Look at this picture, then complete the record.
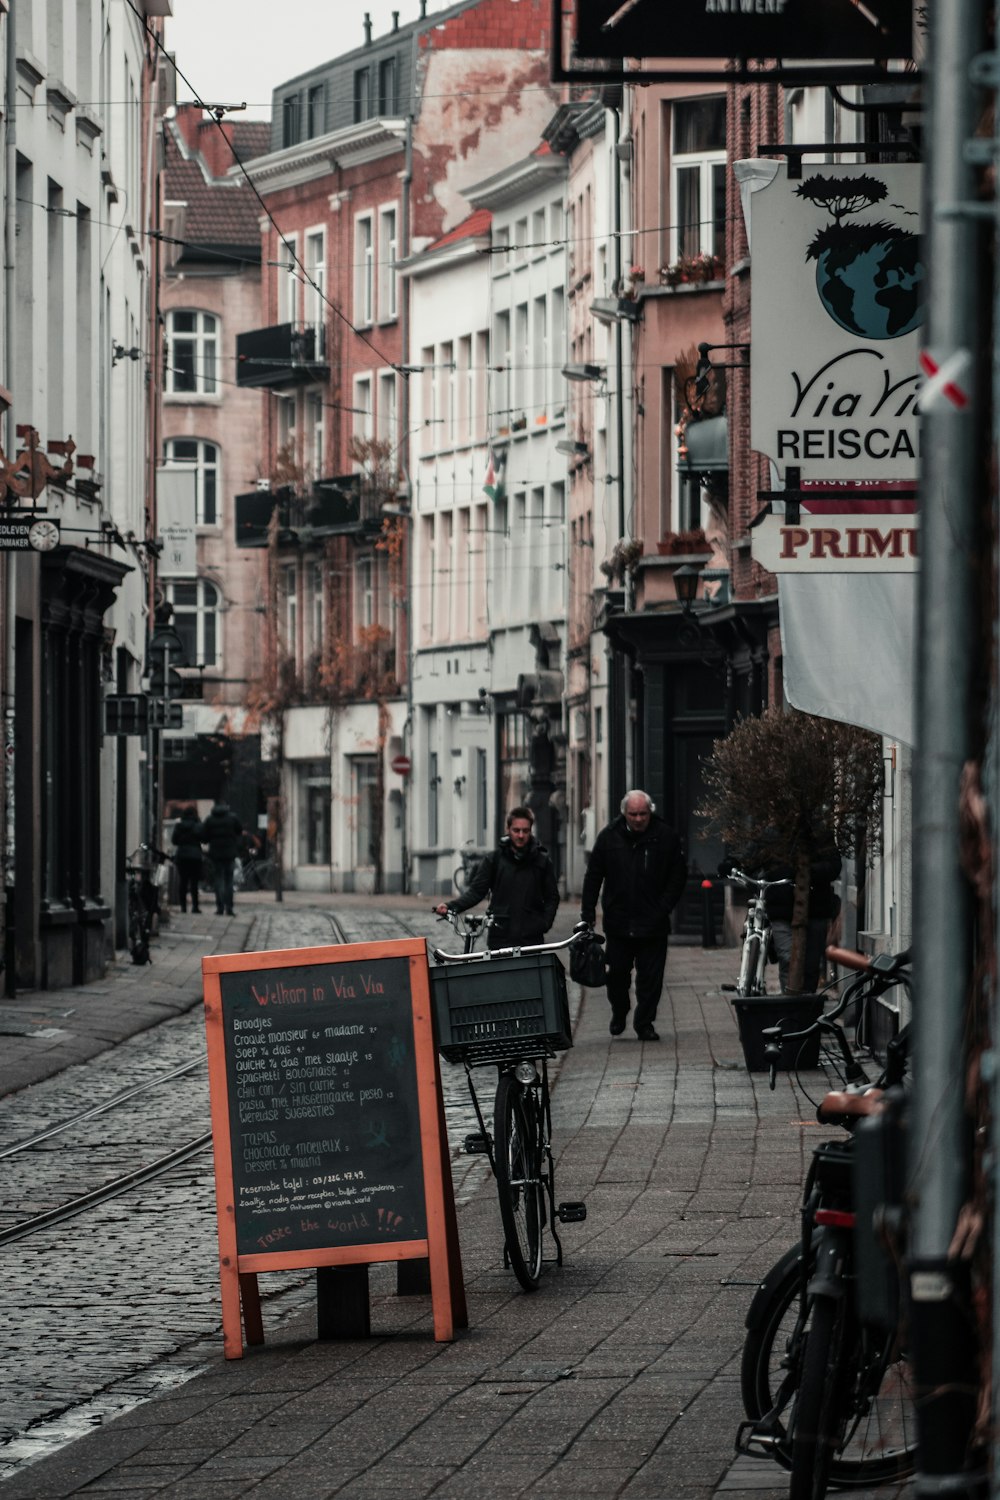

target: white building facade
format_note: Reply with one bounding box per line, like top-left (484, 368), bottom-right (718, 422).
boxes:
top-left (0, 0), bottom-right (166, 986)
top-left (406, 146), bottom-right (571, 897)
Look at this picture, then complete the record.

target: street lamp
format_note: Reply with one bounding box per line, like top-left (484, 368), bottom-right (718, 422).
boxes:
top-left (674, 563), bottom-right (704, 614)
top-left (561, 362), bottom-right (606, 383)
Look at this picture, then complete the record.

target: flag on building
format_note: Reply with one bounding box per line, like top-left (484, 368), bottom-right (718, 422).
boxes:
top-left (482, 445), bottom-right (507, 502)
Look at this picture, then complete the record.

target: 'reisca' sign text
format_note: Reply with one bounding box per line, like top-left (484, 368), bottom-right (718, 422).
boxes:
top-left (750, 164), bottom-right (923, 481)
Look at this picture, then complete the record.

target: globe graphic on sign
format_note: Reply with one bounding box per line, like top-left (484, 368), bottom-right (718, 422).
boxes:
top-left (813, 227), bottom-right (924, 340)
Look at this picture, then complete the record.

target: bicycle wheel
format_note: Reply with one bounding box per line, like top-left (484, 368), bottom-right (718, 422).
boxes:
top-left (789, 1294), bottom-right (843, 1500)
top-left (127, 885), bottom-right (150, 966)
top-left (493, 1072), bottom-right (543, 1291)
top-left (453, 863), bottom-right (468, 895)
top-left (737, 933), bottom-right (761, 996)
top-left (744, 1245), bottom-right (917, 1487)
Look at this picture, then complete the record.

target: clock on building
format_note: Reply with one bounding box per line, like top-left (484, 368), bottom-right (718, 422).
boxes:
top-left (28, 519), bottom-right (60, 552)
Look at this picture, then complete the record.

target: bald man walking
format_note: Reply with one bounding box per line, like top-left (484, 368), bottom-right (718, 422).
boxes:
top-left (581, 790), bottom-right (687, 1041)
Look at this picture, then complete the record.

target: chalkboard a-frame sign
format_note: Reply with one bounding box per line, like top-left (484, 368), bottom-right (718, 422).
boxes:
top-left (203, 938), bottom-right (466, 1357)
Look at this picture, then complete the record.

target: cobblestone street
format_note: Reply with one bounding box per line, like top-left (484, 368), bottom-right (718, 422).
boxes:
top-left (0, 896), bottom-right (911, 1498)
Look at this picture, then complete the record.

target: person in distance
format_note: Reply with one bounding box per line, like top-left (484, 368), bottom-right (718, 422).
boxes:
top-left (171, 804), bottom-right (203, 914)
top-left (580, 789), bottom-right (687, 1041)
top-left (199, 798), bottom-right (243, 916)
top-left (435, 805), bottom-right (559, 950)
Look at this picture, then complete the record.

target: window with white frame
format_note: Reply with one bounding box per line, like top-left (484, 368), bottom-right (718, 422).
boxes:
top-left (307, 83), bottom-right (324, 138)
top-left (165, 578), bottom-right (219, 667)
top-left (531, 208), bottom-right (546, 256)
top-left (378, 205), bottom-right (398, 320)
top-left (378, 55), bottom-right (397, 114)
top-left (532, 295), bottom-right (547, 413)
top-left (163, 438), bottom-right (219, 526)
top-left (671, 96), bottom-right (727, 263)
top-left (551, 288), bottom-right (565, 413)
top-left (276, 233), bottom-right (298, 325)
top-left (441, 342), bottom-right (455, 444)
top-left (355, 554), bottom-right (375, 630)
top-left (307, 391), bottom-right (324, 477)
top-left (353, 757), bottom-right (378, 865)
top-left (276, 395), bottom-right (297, 468)
top-left (493, 310), bottom-right (510, 422)
top-left (304, 229), bottom-right (325, 343)
top-left (377, 370), bottom-right (397, 447)
top-left (281, 563), bottom-right (298, 661)
top-left (309, 560), bottom-right (325, 656)
top-left (513, 303), bottom-right (528, 415)
top-left (299, 759), bottom-right (331, 864)
top-left (166, 311), bottom-right (218, 396)
top-left (353, 375), bottom-right (373, 454)
top-left (354, 215), bottom-right (374, 325)
top-left (458, 335), bottom-right (472, 439)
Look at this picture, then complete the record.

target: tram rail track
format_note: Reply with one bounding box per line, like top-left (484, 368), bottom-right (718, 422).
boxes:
top-left (0, 907), bottom-right (354, 1249)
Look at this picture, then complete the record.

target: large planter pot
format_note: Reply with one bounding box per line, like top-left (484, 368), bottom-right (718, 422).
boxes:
top-left (731, 994), bottom-right (824, 1072)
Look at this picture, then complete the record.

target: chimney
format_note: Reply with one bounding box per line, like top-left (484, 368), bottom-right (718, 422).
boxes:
top-left (419, 0), bottom-right (427, 17)
top-left (363, 11), bottom-right (372, 44)
top-left (392, 10), bottom-right (399, 29)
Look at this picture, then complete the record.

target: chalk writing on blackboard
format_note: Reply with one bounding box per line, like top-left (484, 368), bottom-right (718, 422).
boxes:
top-left (219, 955), bottom-right (427, 1255)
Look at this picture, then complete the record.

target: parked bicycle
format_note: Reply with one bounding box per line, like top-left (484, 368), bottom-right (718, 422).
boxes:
top-left (722, 868), bottom-right (792, 997)
top-left (233, 850), bottom-right (278, 892)
top-left (737, 944), bottom-right (914, 1498)
top-left (125, 844), bottom-right (170, 965)
top-left (430, 909), bottom-right (588, 1291)
top-left (201, 850), bottom-right (278, 895)
top-left (452, 841), bottom-right (485, 896)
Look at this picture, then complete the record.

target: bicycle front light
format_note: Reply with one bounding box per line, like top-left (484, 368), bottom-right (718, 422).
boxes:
top-left (514, 1061), bottom-right (538, 1085)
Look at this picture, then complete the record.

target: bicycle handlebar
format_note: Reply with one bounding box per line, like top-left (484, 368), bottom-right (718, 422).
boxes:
top-left (431, 923), bottom-right (592, 965)
top-left (727, 869), bottom-right (793, 895)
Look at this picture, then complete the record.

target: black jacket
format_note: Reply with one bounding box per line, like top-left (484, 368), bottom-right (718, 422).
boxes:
top-left (581, 813), bottom-right (687, 939)
top-left (199, 804), bottom-right (243, 862)
top-left (449, 837), bottom-right (559, 950)
top-left (171, 811), bottom-right (204, 866)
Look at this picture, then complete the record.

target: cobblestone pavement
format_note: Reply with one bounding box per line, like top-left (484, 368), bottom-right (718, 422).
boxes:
top-left (0, 896), bottom-right (910, 1499)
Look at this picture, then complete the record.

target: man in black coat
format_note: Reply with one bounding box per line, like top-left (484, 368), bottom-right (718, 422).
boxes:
top-left (199, 799), bottom-right (243, 916)
top-left (581, 790), bottom-right (688, 1041)
top-left (436, 806), bottom-right (559, 950)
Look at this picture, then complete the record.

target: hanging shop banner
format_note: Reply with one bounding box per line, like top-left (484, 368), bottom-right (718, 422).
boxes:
top-left (156, 466), bottom-right (197, 577)
top-left (752, 511), bottom-right (918, 572)
top-left (780, 573), bottom-right (916, 746)
top-left (750, 164), bottom-right (924, 481)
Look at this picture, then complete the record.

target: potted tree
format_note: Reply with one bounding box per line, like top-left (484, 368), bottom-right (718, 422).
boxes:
top-left (698, 709), bottom-right (884, 1065)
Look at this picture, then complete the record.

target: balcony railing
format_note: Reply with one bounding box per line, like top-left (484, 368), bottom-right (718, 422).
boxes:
top-left (235, 475), bottom-right (389, 548)
top-left (235, 322), bottom-right (328, 388)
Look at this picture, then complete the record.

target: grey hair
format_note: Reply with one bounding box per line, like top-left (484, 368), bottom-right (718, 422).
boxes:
top-left (620, 789), bottom-right (655, 814)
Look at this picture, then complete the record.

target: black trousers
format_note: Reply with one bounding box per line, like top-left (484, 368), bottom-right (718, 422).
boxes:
top-left (606, 933), bottom-right (669, 1031)
top-left (177, 864), bottom-right (201, 912)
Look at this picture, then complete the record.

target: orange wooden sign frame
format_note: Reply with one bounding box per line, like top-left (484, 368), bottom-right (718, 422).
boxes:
top-left (203, 937), bottom-right (466, 1358)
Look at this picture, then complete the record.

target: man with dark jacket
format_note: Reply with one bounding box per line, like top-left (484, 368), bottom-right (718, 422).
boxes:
top-left (436, 806), bottom-right (559, 950)
top-left (199, 799), bottom-right (243, 916)
top-left (171, 804), bottom-right (203, 914)
top-left (581, 790), bottom-right (688, 1041)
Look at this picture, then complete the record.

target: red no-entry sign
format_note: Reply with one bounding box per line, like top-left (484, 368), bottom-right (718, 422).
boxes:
top-left (391, 754), bottom-right (411, 776)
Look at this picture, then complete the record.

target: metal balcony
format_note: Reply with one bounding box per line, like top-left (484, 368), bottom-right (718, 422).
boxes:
top-left (235, 476), bottom-right (388, 549)
top-left (235, 322), bottom-right (328, 388)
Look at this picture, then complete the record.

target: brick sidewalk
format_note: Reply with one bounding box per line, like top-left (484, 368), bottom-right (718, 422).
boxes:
top-left (0, 909), bottom-right (907, 1499)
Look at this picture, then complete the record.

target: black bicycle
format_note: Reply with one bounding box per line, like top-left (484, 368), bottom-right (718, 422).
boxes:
top-left (431, 910), bottom-right (588, 1291)
top-left (737, 945), bottom-right (915, 1497)
top-left (125, 845), bottom-right (170, 965)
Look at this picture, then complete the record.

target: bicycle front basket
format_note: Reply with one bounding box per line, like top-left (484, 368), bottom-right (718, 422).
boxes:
top-left (431, 952), bottom-right (572, 1064)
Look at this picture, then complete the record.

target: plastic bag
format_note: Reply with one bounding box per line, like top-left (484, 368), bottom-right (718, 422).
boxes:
top-left (569, 930), bottom-right (607, 988)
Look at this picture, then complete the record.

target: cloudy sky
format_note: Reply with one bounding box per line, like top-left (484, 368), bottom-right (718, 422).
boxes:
top-left (164, 0), bottom-right (454, 120)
